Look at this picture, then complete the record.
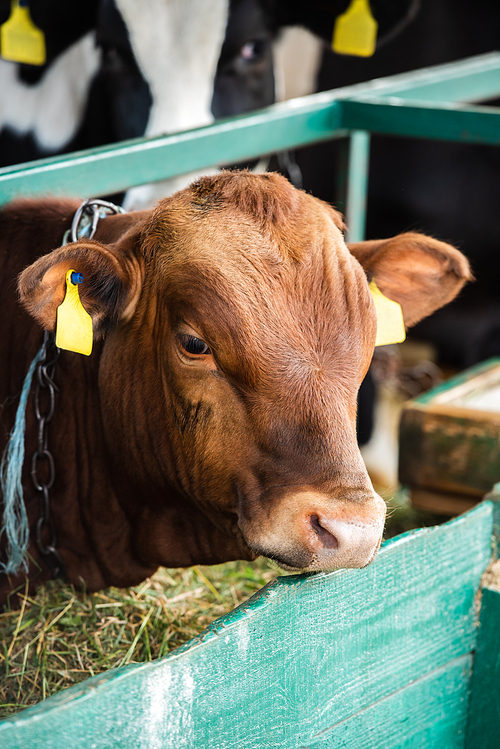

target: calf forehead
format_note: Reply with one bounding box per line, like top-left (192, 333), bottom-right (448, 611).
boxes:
top-left (143, 173), bottom-right (375, 381)
top-left (147, 172), bottom-right (347, 268)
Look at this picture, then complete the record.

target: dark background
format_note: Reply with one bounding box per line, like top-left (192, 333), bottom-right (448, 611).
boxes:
top-left (296, 0), bottom-right (500, 369)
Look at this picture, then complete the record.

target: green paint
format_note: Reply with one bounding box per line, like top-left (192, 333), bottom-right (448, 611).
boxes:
top-left (399, 410), bottom-right (500, 495)
top-left (345, 130), bottom-right (370, 242)
top-left (351, 51), bottom-right (500, 104)
top-left (0, 502), bottom-right (494, 748)
top-left (465, 588), bottom-right (500, 749)
top-left (0, 102), bottom-right (347, 205)
top-left (399, 359), bottom-right (500, 495)
top-left (308, 656), bottom-right (472, 748)
top-left (340, 98), bottom-right (500, 146)
top-left (492, 484), bottom-right (500, 557)
top-left (482, 482), bottom-right (500, 561)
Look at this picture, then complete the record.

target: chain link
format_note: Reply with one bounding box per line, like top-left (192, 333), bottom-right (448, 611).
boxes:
top-left (31, 333), bottom-right (64, 576)
top-left (62, 198), bottom-right (125, 246)
top-left (28, 199), bottom-right (124, 579)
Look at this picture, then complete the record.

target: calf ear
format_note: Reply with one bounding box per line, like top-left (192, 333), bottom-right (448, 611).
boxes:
top-left (18, 237), bottom-right (143, 338)
top-left (348, 232), bottom-right (473, 327)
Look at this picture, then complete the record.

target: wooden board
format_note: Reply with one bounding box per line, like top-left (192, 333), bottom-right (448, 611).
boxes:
top-left (399, 358), bottom-right (500, 500)
top-left (0, 500), bottom-right (495, 749)
top-left (308, 656), bottom-right (471, 749)
top-left (465, 587), bottom-right (500, 749)
top-left (410, 488), bottom-right (479, 516)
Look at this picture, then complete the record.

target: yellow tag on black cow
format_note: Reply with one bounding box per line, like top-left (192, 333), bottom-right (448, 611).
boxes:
top-left (0, 0), bottom-right (46, 66)
top-left (56, 270), bottom-right (93, 356)
top-left (332, 0), bottom-right (377, 57)
top-left (369, 280), bottom-right (406, 347)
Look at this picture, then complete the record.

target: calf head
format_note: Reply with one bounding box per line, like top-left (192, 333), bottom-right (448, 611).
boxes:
top-left (18, 172), bottom-right (471, 573)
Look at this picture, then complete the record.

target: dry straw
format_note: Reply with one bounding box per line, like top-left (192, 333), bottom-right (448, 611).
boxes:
top-left (0, 559), bottom-right (277, 718)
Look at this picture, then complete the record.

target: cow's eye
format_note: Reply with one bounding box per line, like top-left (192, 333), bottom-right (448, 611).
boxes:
top-left (177, 334), bottom-right (212, 357)
top-left (240, 39), bottom-right (265, 62)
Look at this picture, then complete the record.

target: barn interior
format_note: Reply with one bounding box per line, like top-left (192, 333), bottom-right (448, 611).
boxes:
top-left (1, 0), bottom-right (499, 740)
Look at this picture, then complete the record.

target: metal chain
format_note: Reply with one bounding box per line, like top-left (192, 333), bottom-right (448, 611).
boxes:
top-left (31, 331), bottom-right (64, 577)
top-left (29, 198), bottom-right (124, 578)
top-left (62, 198), bottom-right (125, 246)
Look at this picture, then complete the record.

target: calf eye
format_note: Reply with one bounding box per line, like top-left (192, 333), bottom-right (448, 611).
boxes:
top-left (177, 334), bottom-right (212, 357)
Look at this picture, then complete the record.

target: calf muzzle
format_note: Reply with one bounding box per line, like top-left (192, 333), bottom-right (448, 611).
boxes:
top-left (304, 509), bottom-right (384, 570)
top-left (240, 488), bottom-right (386, 572)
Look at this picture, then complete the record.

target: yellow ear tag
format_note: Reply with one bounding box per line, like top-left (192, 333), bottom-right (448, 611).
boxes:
top-left (332, 0), bottom-right (378, 57)
top-left (0, 0), bottom-right (46, 66)
top-left (369, 280), bottom-right (406, 347)
top-left (55, 270), bottom-right (93, 356)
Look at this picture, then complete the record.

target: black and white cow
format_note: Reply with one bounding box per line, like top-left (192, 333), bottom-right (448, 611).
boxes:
top-left (1, 0), bottom-right (419, 209)
top-left (0, 0), bottom-right (234, 207)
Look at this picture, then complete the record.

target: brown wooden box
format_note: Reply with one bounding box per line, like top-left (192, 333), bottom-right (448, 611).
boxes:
top-left (398, 358), bottom-right (500, 514)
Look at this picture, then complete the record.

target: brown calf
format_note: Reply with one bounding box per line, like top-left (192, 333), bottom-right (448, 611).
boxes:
top-left (0, 172), bottom-right (471, 601)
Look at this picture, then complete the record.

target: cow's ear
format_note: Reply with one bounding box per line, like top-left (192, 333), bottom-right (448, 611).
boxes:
top-left (347, 232), bottom-right (473, 327)
top-left (268, 0), bottom-right (419, 48)
top-left (18, 238), bottom-right (143, 338)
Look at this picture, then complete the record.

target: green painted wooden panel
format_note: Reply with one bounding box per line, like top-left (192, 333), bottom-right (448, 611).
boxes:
top-left (307, 655), bottom-right (471, 749)
top-left (493, 484), bottom-right (500, 557)
top-left (0, 501), bottom-right (494, 749)
top-left (340, 98), bottom-right (500, 146)
top-left (465, 587), bottom-right (500, 749)
top-left (1, 52), bottom-right (500, 206)
top-left (399, 359), bottom-right (500, 496)
top-left (408, 359), bottom-right (500, 407)
top-left (399, 409), bottom-right (500, 496)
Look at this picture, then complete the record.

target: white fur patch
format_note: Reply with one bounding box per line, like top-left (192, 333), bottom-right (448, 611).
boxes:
top-left (273, 26), bottom-right (323, 103)
top-left (117, 0), bottom-right (229, 209)
top-left (117, 0), bottom-right (228, 135)
top-left (0, 32), bottom-right (101, 152)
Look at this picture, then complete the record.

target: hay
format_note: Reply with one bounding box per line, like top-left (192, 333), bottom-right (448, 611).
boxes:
top-left (0, 558), bottom-right (277, 719)
top-left (0, 502), bottom-right (443, 720)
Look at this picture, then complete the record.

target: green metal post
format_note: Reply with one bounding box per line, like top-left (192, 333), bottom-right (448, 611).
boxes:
top-left (345, 130), bottom-right (370, 243)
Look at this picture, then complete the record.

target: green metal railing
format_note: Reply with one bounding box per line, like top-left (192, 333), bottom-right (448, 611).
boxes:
top-left (1, 51), bottom-right (499, 243)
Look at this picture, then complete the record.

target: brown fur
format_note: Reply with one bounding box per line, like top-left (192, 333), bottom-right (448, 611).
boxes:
top-left (0, 173), bottom-right (471, 603)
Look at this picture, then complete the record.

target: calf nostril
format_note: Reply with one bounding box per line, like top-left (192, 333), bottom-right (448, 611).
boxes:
top-left (310, 514), bottom-right (338, 550)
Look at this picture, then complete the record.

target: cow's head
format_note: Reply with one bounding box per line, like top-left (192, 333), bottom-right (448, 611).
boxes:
top-left (19, 172), bottom-right (471, 572)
